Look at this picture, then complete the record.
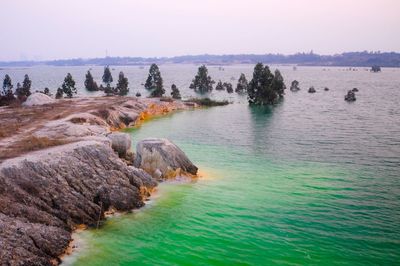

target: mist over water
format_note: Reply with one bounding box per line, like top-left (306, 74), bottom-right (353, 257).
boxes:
top-left (20, 65), bottom-right (399, 265)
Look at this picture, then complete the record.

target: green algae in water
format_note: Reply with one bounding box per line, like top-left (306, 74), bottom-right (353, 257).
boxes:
top-left (69, 102), bottom-right (400, 266)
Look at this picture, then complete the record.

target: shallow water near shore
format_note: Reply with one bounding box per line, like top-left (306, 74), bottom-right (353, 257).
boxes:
top-left (54, 66), bottom-right (400, 265)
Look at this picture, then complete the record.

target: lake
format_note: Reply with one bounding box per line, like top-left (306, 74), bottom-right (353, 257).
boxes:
top-left (3, 65), bottom-right (399, 265)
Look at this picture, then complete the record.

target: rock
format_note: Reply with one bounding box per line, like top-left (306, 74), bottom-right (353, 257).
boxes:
top-left (107, 132), bottom-right (132, 157)
top-left (134, 138), bottom-right (198, 180)
top-left (0, 140), bottom-right (157, 265)
top-left (23, 92), bottom-right (55, 106)
top-left (352, 88), bottom-right (359, 92)
top-left (324, 87), bottom-right (329, 91)
top-left (345, 90), bottom-right (356, 102)
top-left (308, 86), bottom-right (316, 93)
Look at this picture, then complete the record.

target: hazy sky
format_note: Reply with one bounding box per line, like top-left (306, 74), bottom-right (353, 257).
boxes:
top-left (1, 0), bottom-right (399, 61)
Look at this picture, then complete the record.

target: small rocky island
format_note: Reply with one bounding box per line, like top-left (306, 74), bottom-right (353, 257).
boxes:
top-left (0, 96), bottom-right (199, 265)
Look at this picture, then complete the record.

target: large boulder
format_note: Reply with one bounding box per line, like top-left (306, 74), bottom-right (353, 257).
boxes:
top-left (107, 132), bottom-right (132, 157)
top-left (134, 138), bottom-right (198, 180)
top-left (22, 92), bottom-right (55, 106)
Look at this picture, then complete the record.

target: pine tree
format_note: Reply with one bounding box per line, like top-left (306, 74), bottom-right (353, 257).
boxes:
top-left (116, 71), bottom-right (129, 96)
top-left (102, 66), bottom-right (113, 86)
top-left (16, 74), bottom-right (32, 100)
top-left (55, 87), bottom-right (63, 99)
top-left (2, 74), bottom-right (13, 96)
top-left (235, 73), bottom-right (248, 93)
top-left (61, 73), bottom-right (77, 98)
top-left (170, 84), bottom-right (181, 99)
top-left (248, 63), bottom-right (285, 105)
top-left (189, 65), bottom-right (215, 93)
top-left (290, 80), bottom-right (300, 91)
top-left (85, 71), bottom-right (99, 91)
top-left (215, 80), bottom-right (224, 91)
top-left (145, 64), bottom-right (164, 97)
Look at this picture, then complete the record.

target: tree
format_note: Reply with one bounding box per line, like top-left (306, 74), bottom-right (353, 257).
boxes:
top-left (0, 74), bottom-right (15, 105)
top-left (247, 63), bottom-right (286, 105)
top-left (85, 71), bottom-right (99, 91)
top-left (61, 73), bottom-right (77, 98)
top-left (235, 73), bottom-right (248, 93)
top-left (55, 87), bottom-right (63, 99)
top-left (171, 84), bottom-right (181, 99)
top-left (145, 64), bottom-right (164, 97)
top-left (16, 74), bottom-right (32, 100)
top-left (115, 71), bottom-right (129, 96)
top-left (102, 66), bottom-right (113, 85)
top-left (145, 64), bottom-right (163, 90)
top-left (189, 65), bottom-right (215, 93)
top-left (215, 80), bottom-right (224, 91)
top-left (224, 82), bottom-right (233, 93)
top-left (290, 80), bottom-right (300, 91)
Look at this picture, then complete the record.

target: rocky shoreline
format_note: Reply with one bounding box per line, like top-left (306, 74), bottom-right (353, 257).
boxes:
top-left (0, 96), bottom-right (199, 265)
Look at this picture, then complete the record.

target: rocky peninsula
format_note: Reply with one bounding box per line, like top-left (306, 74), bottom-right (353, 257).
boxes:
top-left (0, 96), bottom-right (199, 265)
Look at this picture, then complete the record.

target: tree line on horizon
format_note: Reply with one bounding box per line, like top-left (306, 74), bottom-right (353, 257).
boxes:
top-left (0, 63), bottom-right (287, 106)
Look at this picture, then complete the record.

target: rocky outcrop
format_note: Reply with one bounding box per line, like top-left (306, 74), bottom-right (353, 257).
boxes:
top-left (0, 141), bottom-right (157, 265)
top-left (308, 86), bottom-right (316, 93)
top-left (23, 93), bottom-right (55, 106)
top-left (0, 97), bottom-right (198, 265)
top-left (134, 138), bottom-right (198, 180)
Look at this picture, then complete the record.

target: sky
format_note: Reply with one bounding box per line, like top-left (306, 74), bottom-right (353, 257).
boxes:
top-left (1, 0), bottom-right (399, 61)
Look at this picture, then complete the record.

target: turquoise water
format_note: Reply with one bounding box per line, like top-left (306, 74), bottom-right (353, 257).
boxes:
top-left (59, 66), bottom-right (400, 265)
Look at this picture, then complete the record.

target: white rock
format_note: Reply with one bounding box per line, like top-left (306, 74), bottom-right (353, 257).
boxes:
top-left (23, 93), bottom-right (55, 106)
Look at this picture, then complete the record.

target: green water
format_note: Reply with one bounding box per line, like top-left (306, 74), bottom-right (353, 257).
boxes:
top-left (67, 99), bottom-right (400, 265)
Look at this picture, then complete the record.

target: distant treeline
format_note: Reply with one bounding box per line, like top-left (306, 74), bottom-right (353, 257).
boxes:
top-left (1, 51), bottom-right (400, 67)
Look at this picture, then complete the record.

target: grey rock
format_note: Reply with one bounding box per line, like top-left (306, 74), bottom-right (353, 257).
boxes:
top-left (308, 86), bottom-right (316, 93)
top-left (134, 138), bottom-right (198, 180)
top-left (0, 141), bottom-right (157, 265)
top-left (345, 90), bottom-right (356, 102)
top-left (107, 132), bottom-right (132, 157)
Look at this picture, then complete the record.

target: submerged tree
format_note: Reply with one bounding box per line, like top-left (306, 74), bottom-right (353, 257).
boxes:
top-left (170, 84), bottom-right (181, 99)
top-left (290, 80), bottom-right (300, 91)
top-left (145, 64), bottom-right (164, 97)
top-left (102, 66), bottom-right (113, 86)
top-left (16, 74), bottom-right (32, 100)
top-left (224, 82), bottom-right (233, 93)
top-left (215, 80), bottom-right (224, 91)
top-left (247, 63), bottom-right (286, 105)
top-left (145, 64), bottom-right (164, 93)
top-left (85, 71), bottom-right (99, 91)
top-left (61, 73), bottom-right (77, 98)
top-left (115, 71), bottom-right (129, 96)
top-left (189, 65), bottom-right (215, 93)
top-left (235, 73), bottom-right (248, 93)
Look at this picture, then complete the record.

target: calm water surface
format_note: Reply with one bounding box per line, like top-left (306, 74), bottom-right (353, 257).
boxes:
top-left (10, 65), bottom-right (398, 265)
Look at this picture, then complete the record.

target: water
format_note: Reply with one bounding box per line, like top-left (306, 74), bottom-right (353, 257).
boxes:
top-left (6, 65), bottom-right (399, 265)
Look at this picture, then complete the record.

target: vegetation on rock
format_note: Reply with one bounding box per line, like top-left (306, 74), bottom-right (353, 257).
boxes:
top-left (115, 71), bottom-right (129, 96)
top-left (61, 73), bottom-right (77, 98)
top-left (170, 84), bottom-right (181, 99)
top-left (145, 64), bottom-right (164, 97)
top-left (0, 75), bottom-right (15, 106)
top-left (290, 80), bottom-right (300, 92)
top-left (215, 81), bottom-right (224, 91)
top-left (102, 66), bottom-right (113, 86)
top-left (85, 70), bottom-right (99, 91)
top-left (224, 82), bottom-right (233, 93)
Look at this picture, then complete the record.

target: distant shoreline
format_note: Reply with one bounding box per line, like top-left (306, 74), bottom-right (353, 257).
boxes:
top-left (1, 51), bottom-right (399, 68)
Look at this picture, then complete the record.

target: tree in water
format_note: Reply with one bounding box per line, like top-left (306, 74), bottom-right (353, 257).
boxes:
top-left (290, 80), bottom-right (300, 91)
top-left (0, 74), bottom-right (15, 105)
top-left (189, 65), bottom-right (215, 93)
top-left (115, 71), bottom-right (129, 96)
top-left (215, 81), bottom-right (224, 91)
top-left (61, 73), bottom-right (77, 98)
top-left (102, 66), bottom-right (113, 86)
top-left (247, 63), bottom-right (286, 105)
top-left (224, 82), bottom-right (233, 93)
top-left (85, 71), bottom-right (99, 91)
top-left (145, 64), bottom-right (164, 94)
top-left (145, 64), bottom-right (164, 97)
top-left (235, 73), bottom-right (248, 93)
top-left (16, 74), bottom-right (32, 101)
top-left (170, 84), bottom-right (181, 99)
